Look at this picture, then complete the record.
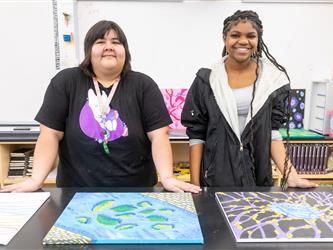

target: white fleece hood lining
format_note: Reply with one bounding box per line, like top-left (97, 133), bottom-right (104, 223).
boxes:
top-left (209, 56), bottom-right (289, 141)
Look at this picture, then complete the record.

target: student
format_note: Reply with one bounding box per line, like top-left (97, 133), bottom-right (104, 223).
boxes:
top-left (2, 20), bottom-right (200, 193)
top-left (181, 10), bottom-right (317, 188)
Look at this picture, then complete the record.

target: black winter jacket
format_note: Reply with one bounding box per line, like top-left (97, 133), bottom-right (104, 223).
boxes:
top-left (181, 59), bottom-right (290, 187)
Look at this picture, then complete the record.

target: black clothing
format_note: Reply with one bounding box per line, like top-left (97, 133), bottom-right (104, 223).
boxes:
top-left (181, 61), bottom-right (289, 187)
top-left (36, 67), bottom-right (172, 187)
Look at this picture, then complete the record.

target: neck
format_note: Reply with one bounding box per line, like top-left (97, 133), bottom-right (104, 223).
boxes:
top-left (94, 69), bottom-right (121, 88)
top-left (225, 58), bottom-right (254, 73)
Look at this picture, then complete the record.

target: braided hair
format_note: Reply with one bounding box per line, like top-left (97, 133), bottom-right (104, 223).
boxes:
top-left (222, 10), bottom-right (291, 189)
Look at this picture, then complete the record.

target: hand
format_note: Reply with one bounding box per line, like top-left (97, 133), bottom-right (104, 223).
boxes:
top-left (287, 175), bottom-right (318, 189)
top-left (160, 176), bottom-right (201, 193)
top-left (0, 178), bottom-right (42, 192)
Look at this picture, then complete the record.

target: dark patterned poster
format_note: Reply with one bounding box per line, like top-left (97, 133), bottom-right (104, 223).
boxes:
top-left (215, 192), bottom-right (333, 242)
top-left (284, 89), bottom-right (306, 129)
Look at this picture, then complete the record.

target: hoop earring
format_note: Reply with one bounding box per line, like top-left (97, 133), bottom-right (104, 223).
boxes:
top-left (252, 51), bottom-right (260, 58)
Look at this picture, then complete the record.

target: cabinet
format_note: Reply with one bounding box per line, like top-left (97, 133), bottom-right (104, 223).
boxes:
top-left (0, 139), bottom-right (57, 188)
top-left (309, 80), bottom-right (333, 135)
top-left (1, 137), bottom-right (332, 188)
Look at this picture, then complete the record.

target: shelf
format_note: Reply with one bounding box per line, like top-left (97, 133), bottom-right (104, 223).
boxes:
top-left (4, 167), bottom-right (57, 186)
top-left (170, 140), bottom-right (189, 144)
top-left (298, 172), bottom-right (333, 179)
top-left (1, 134), bottom-right (332, 188)
top-left (285, 140), bottom-right (333, 143)
top-left (4, 177), bottom-right (56, 185)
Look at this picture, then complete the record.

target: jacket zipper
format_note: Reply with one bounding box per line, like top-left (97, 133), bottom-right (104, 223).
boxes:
top-left (239, 142), bottom-right (245, 186)
top-left (204, 140), bottom-right (218, 179)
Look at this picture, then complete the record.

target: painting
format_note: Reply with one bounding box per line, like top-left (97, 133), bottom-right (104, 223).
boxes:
top-left (160, 88), bottom-right (188, 130)
top-left (283, 89), bottom-right (306, 129)
top-left (215, 191), bottom-right (333, 242)
top-left (0, 192), bottom-right (50, 245)
top-left (43, 192), bottom-right (203, 244)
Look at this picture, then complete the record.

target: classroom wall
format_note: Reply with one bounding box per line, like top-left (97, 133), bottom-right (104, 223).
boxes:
top-left (1, 0), bottom-right (333, 129)
top-left (77, 1), bottom-right (333, 128)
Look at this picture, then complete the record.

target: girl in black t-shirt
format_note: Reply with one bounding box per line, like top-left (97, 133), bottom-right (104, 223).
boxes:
top-left (2, 21), bottom-right (201, 193)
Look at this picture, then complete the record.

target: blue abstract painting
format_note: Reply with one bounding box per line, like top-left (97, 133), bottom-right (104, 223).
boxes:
top-left (43, 192), bottom-right (203, 244)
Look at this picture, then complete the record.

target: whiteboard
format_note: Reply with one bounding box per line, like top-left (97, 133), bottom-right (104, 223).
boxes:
top-left (0, 1), bottom-right (56, 122)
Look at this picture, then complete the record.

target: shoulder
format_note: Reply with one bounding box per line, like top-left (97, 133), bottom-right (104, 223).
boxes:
top-left (260, 58), bottom-right (289, 85)
top-left (124, 70), bottom-right (158, 89)
top-left (125, 70), bottom-right (155, 82)
top-left (49, 67), bottom-right (87, 90)
top-left (191, 68), bottom-right (212, 90)
top-left (52, 67), bottom-right (84, 81)
top-left (51, 67), bottom-right (86, 85)
top-left (196, 68), bottom-right (211, 80)
top-left (260, 58), bottom-right (279, 72)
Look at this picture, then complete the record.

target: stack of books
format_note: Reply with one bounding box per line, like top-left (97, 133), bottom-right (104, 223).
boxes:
top-left (288, 144), bottom-right (332, 174)
top-left (8, 148), bottom-right (34, 177)
top-left (25, 154), bottom-right (34, 176)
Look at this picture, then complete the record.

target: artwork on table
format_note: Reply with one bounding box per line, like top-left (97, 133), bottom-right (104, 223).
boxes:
top-left (283, 89), bottom-right (306, 129)
top-left (0, 192), bottom-right (50, 245)
top-left (215, 191), bottom-right (333, 242)
top-left (160, 88), bottom-right (188, 130)
top-left (43, 192), bottom-right (203, 244)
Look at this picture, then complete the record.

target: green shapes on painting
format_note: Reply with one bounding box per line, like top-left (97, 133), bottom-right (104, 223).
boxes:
top-left (76, 216), bottom-right (90, 224)
top-left (92, 200), bottom-right (114, 212)
top-left (115, 223), bottom-right (138, 230)
top-left (137, 201), bottom-right (152, 208)
top-left (152, 223), bottom-right (174, 230)
top-left (159, 208), bottom-right (175, 214)
top-left (115, 212), bottom-right (136, 219)
top-left (111, 204), bottom-right (137, 213)
top-left (96, 214), bottom-right (121, 226)
top-left (147, 215), bottom-right (168, 222)
top-left (139, 209), bottom-right (155, 214)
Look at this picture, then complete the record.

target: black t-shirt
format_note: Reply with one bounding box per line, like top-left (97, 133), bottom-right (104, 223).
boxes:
top-left (35, 67), bottom-right (172, 187)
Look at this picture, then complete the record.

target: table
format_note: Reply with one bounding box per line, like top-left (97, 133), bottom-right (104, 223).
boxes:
top-left (1, 186), bottom-right (332, 250)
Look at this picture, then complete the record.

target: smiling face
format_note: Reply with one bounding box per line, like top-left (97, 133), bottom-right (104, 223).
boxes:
top-left (91, 29), bottom-right (126, 76)
top-left (223, 21), bottom-right (258, 64)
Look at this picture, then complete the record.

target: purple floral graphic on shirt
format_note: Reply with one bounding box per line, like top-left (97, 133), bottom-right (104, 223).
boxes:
top-left (79, 89), bottom-right (128, 142)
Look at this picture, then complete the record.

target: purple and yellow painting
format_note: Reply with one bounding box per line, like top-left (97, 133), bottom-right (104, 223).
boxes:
top-left (216, 192), bottom-right (333, 242)
top-left (43, 193), bottom-right (203, 244)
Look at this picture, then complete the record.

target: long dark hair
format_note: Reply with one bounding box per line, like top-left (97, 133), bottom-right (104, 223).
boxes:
top-left (79, 20), bottom-right (132, 77)
top-left (222, 10), bottom-right (291, 187)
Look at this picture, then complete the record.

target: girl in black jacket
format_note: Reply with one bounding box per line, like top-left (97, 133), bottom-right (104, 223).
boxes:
top-left (182, 10), bottom-right (317, 189)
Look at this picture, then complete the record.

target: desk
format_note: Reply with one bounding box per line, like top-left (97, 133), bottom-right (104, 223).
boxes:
top-left (1, 187), bottom-right (332, 250)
